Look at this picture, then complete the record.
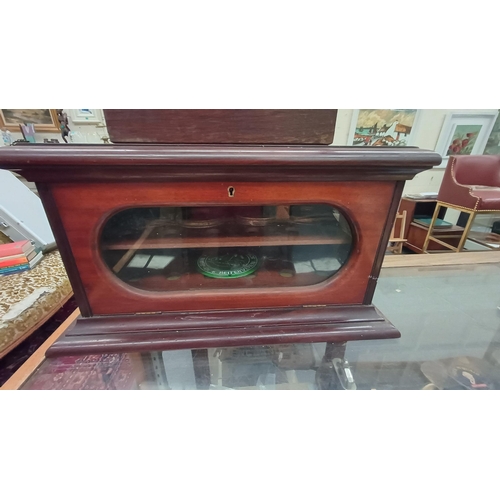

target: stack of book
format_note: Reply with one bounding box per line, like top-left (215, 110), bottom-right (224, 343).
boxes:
top-left (0, 240), bottom-right (43, 276)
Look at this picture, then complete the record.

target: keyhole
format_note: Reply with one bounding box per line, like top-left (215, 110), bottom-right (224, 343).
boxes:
top-left (228, 186), bottom-right (235, 197)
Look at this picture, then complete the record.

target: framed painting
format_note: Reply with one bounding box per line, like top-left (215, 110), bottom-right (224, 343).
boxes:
top-left (347, 109), bottom-right (421, 147)
top-left (0, 109), bottom-right (60, 132)
top-left (484, 111), bottom-right (500, 156)
top-left (68, 109), bottom-right (103, 124)
top-left (434, 111), bottom-right (499, 167)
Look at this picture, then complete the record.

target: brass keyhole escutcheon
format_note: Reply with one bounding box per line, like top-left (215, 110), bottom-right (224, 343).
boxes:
top-left (228, 186), bottom-right (235, 197)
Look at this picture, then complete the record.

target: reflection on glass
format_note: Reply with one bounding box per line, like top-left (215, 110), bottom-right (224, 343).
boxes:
top-left (100, 204), bottom-right (353, 292)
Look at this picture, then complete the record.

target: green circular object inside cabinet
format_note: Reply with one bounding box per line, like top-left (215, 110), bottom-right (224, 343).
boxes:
top-left (197, 252), bottom-right (259, 279)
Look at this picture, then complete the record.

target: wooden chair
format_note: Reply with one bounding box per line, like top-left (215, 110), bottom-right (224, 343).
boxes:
top-left (388, 210), bottom-right (407, 254)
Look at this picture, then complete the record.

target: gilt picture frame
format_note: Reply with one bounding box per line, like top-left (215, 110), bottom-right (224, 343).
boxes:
top-left (0, 109), bottom-right (60, 133)
top-left (434, 111), bottom-right (499, 168)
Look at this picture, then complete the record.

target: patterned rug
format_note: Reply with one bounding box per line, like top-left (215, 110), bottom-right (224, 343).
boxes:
top-left (20, 353), bottom-right (137, 390)
top-left (0, 296), bottom-right (139, 390)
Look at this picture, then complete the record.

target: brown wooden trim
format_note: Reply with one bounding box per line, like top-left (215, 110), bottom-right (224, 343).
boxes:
top-left (0, 145), bottom-right (442, 184)
top-left (1, 308), bottom-right (80, 390)
top-left (17, 166), bottom-right (438, 184)
top-left (46, 304), bottom-right (400, 356)
top-left (104, 233), bottom-right (350, 251)
top-left (62, 303), bottom-right (386, 334)
top-left (364, 180), bottom-right (405, 303)
top-left (382, 251), bottom-right (500, 268)
top-left (36, 184), bottom-right (92, 316)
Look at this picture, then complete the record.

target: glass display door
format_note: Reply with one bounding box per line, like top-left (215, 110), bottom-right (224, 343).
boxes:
top-left (100, 204), bottom-right (353, 292)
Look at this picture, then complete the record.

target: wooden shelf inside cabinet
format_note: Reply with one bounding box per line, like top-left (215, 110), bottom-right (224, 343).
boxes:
top-left (129, 268), bottom-right (331, 292)
top-left (103, 233), bottom-right (350, 250)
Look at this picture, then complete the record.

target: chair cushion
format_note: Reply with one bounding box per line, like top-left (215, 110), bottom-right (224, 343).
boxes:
top-left (470, 187), bottom-right (500, 210)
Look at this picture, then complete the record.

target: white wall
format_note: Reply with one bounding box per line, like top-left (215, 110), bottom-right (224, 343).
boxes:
top-left (332, 109), bottom-right (498, 194)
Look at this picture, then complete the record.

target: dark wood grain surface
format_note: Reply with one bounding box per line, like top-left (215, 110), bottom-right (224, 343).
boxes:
top-left (0, 145), bottom-right (442, 183)
top-left (46, 304), bottom-right (400, 356)
top-left (103, 110), bottom-right (337, 145)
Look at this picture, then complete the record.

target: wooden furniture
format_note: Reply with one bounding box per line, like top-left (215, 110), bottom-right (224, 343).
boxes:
top-left (399, 197), bottom-right (464, 253)
top-left (388, 210), bottom-right (407, 254)
top-left (423, 155), bottom-right (500, 253)
top-left (103, 109), bottom-right (337, 144)
top-left (0, 118), bottom-right (441, 356)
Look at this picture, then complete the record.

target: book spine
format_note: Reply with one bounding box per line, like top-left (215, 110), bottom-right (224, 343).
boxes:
top-left (0, 256), bottom-right (29, 268)
top-left (0, 263), bottom-right (30, 274)
top-left (0, 241), bottom-right (32, 258)
top-left (0, 268), bottom-right (29, 276)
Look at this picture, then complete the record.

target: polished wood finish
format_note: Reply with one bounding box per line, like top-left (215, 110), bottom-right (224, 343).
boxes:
top-left (0, 142), bottom-right (442, 355)
top-left (36, 185), bottom-right (92, 316)
top-left (51, 180), bottom-right (394, 315)
top-left (103, 110), bottom-right (337, 145)
top-left (0, 144), bottom-right (442, 183)
top-left (46, 305), bottom-right (399, 357)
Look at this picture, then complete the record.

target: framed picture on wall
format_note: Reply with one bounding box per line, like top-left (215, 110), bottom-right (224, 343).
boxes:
top-left (483, 111), bottom-right (500, 156)
top-left (347, 109), bottom-right (421, 147)
top-left (0, 109), bottom-right (60, 132)
top-left (434, 111), bottom-right (499, 167)
top-left (68, 109), bottom-right (103, 124)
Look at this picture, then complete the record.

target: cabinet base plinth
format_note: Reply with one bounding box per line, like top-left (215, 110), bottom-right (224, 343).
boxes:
top-left (46, 305), bottom-right (400, 357)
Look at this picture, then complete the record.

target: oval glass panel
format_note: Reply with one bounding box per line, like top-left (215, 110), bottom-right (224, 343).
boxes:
top-left (100, 204), bottom-right (353, 292)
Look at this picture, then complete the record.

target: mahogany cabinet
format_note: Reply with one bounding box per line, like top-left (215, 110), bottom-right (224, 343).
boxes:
top-left (0, 144), bottom-right (441, 355)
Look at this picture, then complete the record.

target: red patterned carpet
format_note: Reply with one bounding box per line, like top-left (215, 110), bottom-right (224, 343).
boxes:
top-left (1, 297), bottom-right (137, 390)
top-left (21, 353), bottom-right (138, 390)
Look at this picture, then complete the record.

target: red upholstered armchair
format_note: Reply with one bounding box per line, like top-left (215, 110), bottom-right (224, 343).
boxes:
top-left (423, 155), bottom-right (500, 252)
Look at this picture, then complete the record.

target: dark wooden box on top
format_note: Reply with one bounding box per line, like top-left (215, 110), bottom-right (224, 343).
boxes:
top-left (0, 110), bottom-right (441, 356)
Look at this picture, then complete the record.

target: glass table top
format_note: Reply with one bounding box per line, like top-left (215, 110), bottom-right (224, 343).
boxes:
top-left (19, 262), bottom-right (500, 390)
